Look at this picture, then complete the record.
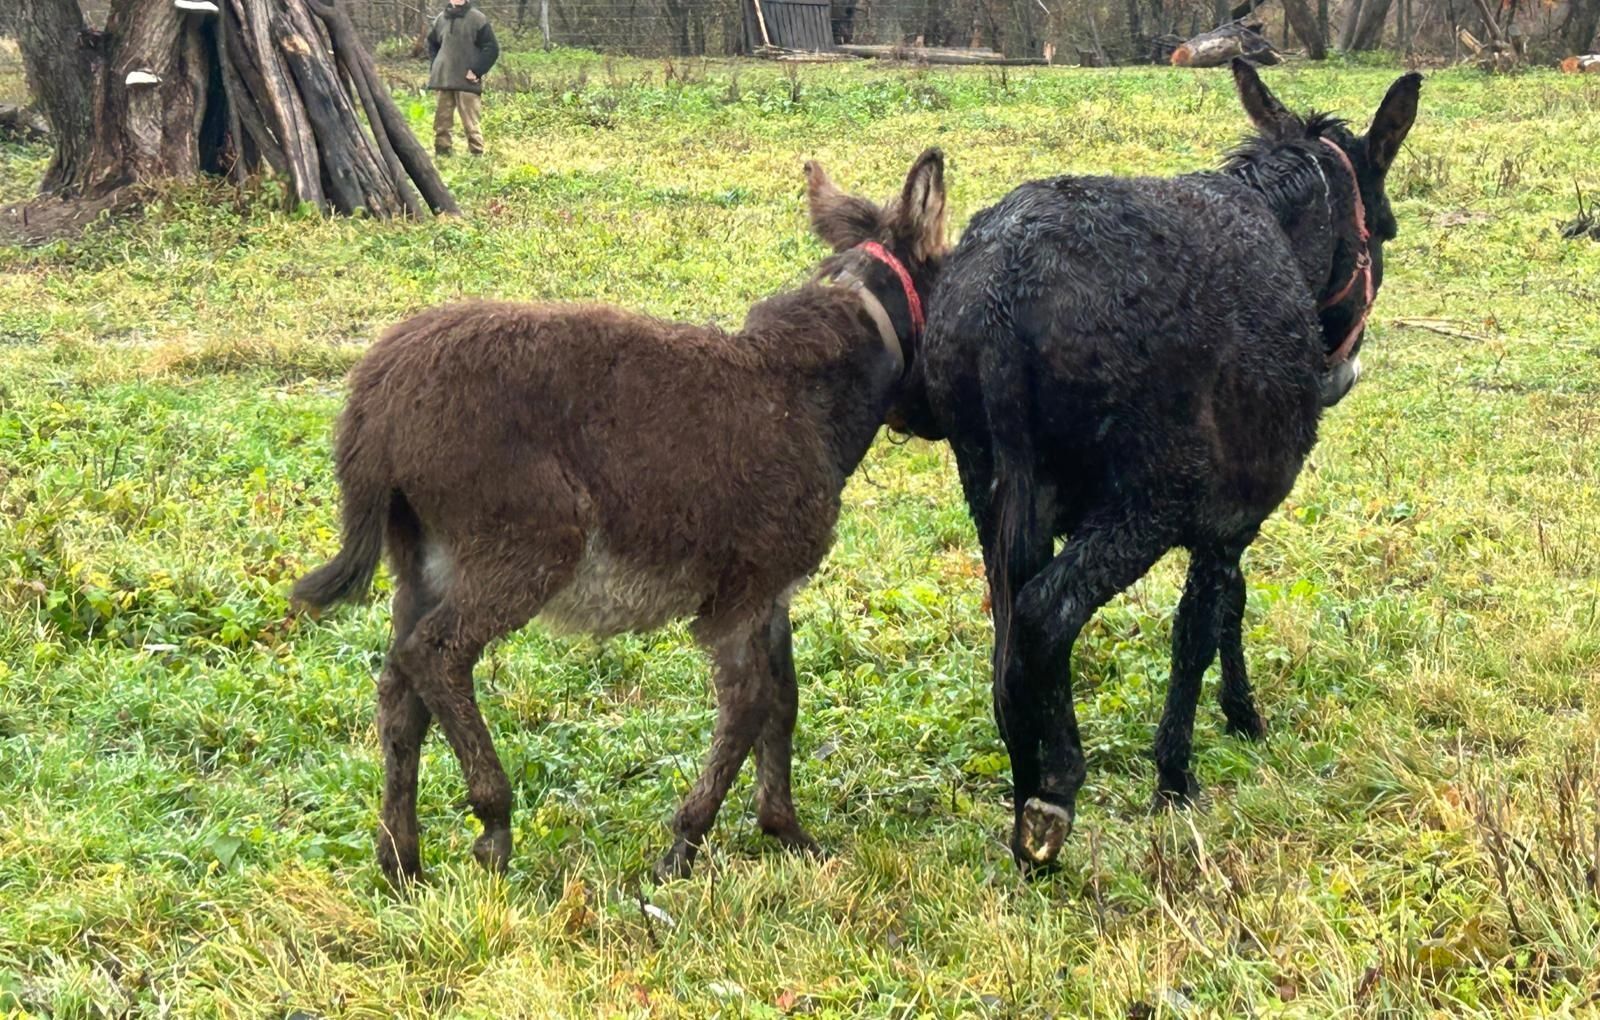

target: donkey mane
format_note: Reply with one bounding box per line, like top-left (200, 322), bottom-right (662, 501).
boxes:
top-left (1220, 114), bottom-right (1350, 217)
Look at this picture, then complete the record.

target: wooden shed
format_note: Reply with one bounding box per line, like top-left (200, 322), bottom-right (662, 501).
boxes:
top-left (744, 0), bottom-right (836, 52)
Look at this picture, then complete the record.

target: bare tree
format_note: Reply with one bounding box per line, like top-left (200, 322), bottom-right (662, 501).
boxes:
top-left (1282, 0), bottom-right (1328, 56)
top-left (1340, 0), bottom-right (1395, 49)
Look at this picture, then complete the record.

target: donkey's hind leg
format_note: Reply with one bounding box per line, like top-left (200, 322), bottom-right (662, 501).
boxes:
top-left (377, 581), bottom-right (441, 883)
top-left (1214, 551), bottom-right (1265, 741)
top-left (393, 524), bottom-right (581, 874)
top-left (1009, 509), bottom-right (1171, 868)
top-left (1152, 548), bottom-right (1230, 808)
top-left (753, 607), bottom-right (820, 856)
top-left (376, 501), bottom-right (440, 884)
top-left (656, 608), bottom-right (778, 882)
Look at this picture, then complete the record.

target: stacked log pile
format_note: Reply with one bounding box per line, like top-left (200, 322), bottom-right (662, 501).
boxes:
top-left (212, 0), bottom-right (456, 216)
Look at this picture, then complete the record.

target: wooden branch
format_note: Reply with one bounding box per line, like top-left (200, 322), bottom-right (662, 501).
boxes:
top-left (1391, 317), bottom-right (1491, 341)
top-left (334, 48), bottom-right (424, 218)
top-left (230, 0), bottom-right (325, 210)
top-left (216, 0), bottom-right (287, 180)
top-left (1472, 0), bottom-right (1506, 44)
top-left (305, 0), bottom-right (458, 216)
top-left (273, 7), bottom-right (399, 216)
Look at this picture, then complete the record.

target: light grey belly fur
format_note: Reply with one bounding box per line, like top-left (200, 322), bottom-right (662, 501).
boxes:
top-left (537, 536), bottom-right (706, 638)
top-left (420, 534), bottom-right (710, 638)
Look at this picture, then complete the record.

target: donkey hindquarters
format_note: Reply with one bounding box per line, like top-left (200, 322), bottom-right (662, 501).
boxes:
top-left (915, 62), bottom-right (1420, 869)
top-left (292, 149), bottom-right (951, 884)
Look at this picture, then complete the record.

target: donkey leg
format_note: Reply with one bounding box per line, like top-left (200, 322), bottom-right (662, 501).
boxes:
top-left (657, 611), bottom-right (774, 882)
top-left (376, 519), bottom-right (439, 884)
top-left (1152, 549), bottom-right (1229, 807)
top-left (1215, 553), bottom-right (1265, 741)
top-left (396, 528), bottom-right (581, 874)
top-left (951, 436), bottom-right (1060, 868)
top-left (982, 517), bottom-right (1053, 866)
top-left (1010, 513), bottom-right (1171, 868)
top-left (395, 605), bottom-right (516, 873)
top-left (753, 606), bottom-right (819, 855)
top-left (377, 656), bottom-right (432, 883)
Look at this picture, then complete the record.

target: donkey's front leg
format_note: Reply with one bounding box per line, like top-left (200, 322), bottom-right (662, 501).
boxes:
top-left (753, 606), bottom-right (820, 855)
top-left (656, 611), bottom-right (774, 881)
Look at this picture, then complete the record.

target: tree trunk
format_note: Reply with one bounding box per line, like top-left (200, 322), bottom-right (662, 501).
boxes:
top-left (14, 0), bottom-right (453, 218)
top-left (1282, 0), bottom-right (1328, 56)
top-left (1563, 0), bottom-right (1600, 53)
top-left (1341, 0), bottom-right (1394, 49)
top-left (1125, 0), bottom-right (1145, 58)
top-left (1339, 0), bottom-right (1361, 47)
top-left (15, 0), bottom-right (95, 194)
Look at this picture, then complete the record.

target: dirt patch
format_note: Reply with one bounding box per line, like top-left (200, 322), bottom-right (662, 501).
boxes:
top-left (0, 191), bottom-right (142, 247)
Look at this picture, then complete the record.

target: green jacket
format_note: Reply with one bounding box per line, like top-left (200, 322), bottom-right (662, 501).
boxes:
top-left (426, 2), bottom-right (499, 94)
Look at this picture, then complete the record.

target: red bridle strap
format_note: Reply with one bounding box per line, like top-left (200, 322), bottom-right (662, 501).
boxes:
top-left (855, 241), bottom-right (924, 338)
top-left (1318, 138), bottom-right (1375, 368)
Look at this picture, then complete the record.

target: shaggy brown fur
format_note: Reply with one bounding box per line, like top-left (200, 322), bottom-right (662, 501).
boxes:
top-left (293, 149), bottom-right (948, 883)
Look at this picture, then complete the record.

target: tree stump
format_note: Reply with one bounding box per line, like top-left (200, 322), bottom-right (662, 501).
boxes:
top-left (15, 0), bottom-right (456, 218)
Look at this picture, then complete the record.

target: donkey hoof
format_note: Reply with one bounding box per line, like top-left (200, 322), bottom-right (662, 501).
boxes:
top-left (377, 846), bottom-right (424, 888)
top-left (1224, 711), bottom-right (1267, 742)
top-left (472, 827), bottom-right (512, 874)
top-left (653, 840), bottom-right (698, 883)
top-left (1016, 796), bottom-right (1074, 867)
top-left (761, 819), bottom-right (824, 858)
top-left (1151, 774), bottom-right (1201, 812)
top-left (376, 828), bottom-right (423, 886)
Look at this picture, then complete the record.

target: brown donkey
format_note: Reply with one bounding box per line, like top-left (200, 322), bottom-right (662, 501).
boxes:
top-left (293, 150), bottom-right (948, 883)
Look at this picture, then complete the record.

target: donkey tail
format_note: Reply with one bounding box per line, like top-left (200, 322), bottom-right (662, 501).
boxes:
top-left (292, 411), bottom-right (390, 609)
top-left (978, 330), bottom-right (1040, 690)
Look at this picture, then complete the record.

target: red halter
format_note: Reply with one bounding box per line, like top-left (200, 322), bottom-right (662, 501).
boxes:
top-left (855, 241), bottom-right (925, 339)
top-left (1318, 138), bottom-right (1374, 368)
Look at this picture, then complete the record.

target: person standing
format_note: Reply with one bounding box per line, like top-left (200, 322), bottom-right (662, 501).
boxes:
top-left (426, 0), bottom-right (500, 157)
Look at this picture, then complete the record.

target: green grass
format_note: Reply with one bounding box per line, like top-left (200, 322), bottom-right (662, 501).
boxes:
top-left (3, 51), bottom-right (1600, 1017)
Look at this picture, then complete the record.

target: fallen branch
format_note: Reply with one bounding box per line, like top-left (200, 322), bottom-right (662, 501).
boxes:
top-left (1391, 317), bottom-right (1493, 341)
top-left (1558, 181), bottom-right (1599, 241)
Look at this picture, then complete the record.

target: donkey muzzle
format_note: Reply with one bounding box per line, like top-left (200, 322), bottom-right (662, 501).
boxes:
top-left (1320, 354), bottom-right (1361, 407)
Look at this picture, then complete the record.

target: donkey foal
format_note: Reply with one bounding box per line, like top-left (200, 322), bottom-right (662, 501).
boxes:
top-left (294, 151), bottom-right (949, 883)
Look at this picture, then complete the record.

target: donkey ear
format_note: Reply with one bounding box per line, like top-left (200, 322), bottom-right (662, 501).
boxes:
top-left (1365, 72), bottom-right (1421, 175)
top-left (805, 159), bottom-right (884, 252)
top-left (1232, 58), bottom-right (1294, 135)
top-left (894, 147), bottom-right (947, 262)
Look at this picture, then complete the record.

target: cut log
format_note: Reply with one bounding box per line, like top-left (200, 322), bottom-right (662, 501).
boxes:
top-left (1170, 20), bottom-right (1281, 67)
top-left (1559, 54), bottom-right (1600, 73)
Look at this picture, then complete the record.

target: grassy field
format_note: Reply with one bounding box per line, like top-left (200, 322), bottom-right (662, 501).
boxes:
top-left (2, 50), bottom-right (1599, 1018)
